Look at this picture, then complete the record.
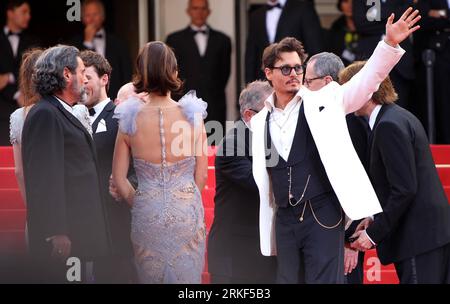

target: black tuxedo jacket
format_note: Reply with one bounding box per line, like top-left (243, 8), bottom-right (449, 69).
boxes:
top-left (245, 0), bottom-right (324, 83)
top-left (166, 26), bottom-right (231, 126)
top-left (352, 0), bottom-right (415, 80)
top-left (70, 33), bottom-right (132, 99)
top-left (208, 120), bottom-right (276, 282)
top-left (366, 104), bottom-right (450, 264)
top-left (22, 96), bottom-right (109, 259)
top-left (91, 101), bottom-right (133, 257)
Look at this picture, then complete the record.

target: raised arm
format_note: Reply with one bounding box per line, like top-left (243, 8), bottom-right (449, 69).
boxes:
top-left (342, 7), bottom-right (421, 114)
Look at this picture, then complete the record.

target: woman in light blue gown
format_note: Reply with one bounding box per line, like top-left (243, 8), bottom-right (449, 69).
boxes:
top-left (112, 41), bottom-right (208, 284)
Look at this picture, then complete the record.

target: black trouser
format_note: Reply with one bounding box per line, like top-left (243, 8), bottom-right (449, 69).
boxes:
top-left (394, 242), bottom-right (450, 284)
top-left (275, 193), bottom-right (345, 284)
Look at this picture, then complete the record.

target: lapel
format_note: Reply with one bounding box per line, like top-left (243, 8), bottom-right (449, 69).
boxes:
top-left (92, 101), bottom-right (114, 133)
top-left (286, 103), bottom-right (307, 165)
top-left (1, 31), bottom-right (15, 60)
top-left (274, 0), bottom-right (291, 42)
top-left (184, 26), bottom-right (203, 59)
top-left (260, 8), bottom-right (270, 46)
top-left (203, 26), bottom-right (213, 59)
top-left (47, 96), bottom-right (97, 157)
top-left (17, 34), bottom-right (28, 59)
top-left (368, 104), bottom-right (389, 162)
top-left (264, 111), bottom-right (281, 165)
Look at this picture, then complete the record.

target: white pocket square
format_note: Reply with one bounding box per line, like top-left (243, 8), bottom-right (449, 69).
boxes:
top-left (96, 119), bottom-right (107, 133)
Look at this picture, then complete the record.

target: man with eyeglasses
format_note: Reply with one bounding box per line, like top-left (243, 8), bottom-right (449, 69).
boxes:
top-left (304, 52), bottom-right (370, 284)
top-left (250, 8), bottom-right (420, 283)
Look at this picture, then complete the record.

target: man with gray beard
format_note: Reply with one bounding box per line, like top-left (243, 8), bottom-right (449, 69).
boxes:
top-left (21, 45), bottom-right (109, 283)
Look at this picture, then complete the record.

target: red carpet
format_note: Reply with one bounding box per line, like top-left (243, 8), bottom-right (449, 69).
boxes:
top-left (1, 145), bottom-right (450, 284)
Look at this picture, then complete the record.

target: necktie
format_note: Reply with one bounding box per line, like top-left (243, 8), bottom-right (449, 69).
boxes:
top-left (89, 108), bottom-right (96, 117)
top-left (267, 2), bottom-right (282, 10)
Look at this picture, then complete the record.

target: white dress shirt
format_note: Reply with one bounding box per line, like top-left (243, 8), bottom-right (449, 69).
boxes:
top-left (3, 26), bottom-right (19, 88)
top-left (368, 104), bottom-right (382, 130)
top-left (4, 26), bottom-right (20, 58)
top-left (54, 96), bottom-right (74, 114)
top-left (265, 92), bottom-right (302, 161)
top-left (266, 0), bottom-right (287, 43)
top-left (190, 24), bottom-right (209, 57)
top-left (89, 98), bottom-right (110, 124)
top-left (83, 28), bottom-right (106, 57)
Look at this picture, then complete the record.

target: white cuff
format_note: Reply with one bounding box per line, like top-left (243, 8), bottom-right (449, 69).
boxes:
top-left (8, 73), bottom-right (15, 84)
top-left (380, 39), bottom-right (405, 53)
top-left (364, 230), bottom-right (376, 246)
top-left (83, 41), bottom-right (94, 49)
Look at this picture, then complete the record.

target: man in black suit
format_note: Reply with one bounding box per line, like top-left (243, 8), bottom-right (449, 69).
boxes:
top-left (344, 62), bottom-right (450, 283)
top-left (21, 45), bottom-right (109, 283)
top-left (208, 81), bottom-right (277, 284)
top-left (79, 50), bottom-right (135, 283)
top-left (417, 0), bottom-right (450, 143)
top-left (70, 0), bottom-right (131, 100)
top-left (0, 0), bottom-right (36, 145)
top-left (352, 0), bottom-right (416, 110)
top-left (166, 0), bottom-right (231, 130)
top-left (245, 0), bottom-right (324, 84)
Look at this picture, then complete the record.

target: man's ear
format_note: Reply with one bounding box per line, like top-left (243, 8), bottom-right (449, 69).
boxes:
top-left (264, 68), bottom-right (273, 82)
top-left (324, 75), bottom-right (333, 85)
top-left (63, 67), bottom-right (72, 83)
top-left (101, 74), bottom-right (109, 87)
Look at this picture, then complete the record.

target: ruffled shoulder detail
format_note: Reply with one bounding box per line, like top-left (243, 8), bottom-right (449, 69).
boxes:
top-left (178, 90), bottom-right (208, 127)
top-left (113, 97), bottom-right (144, 135)
top-left (72, 105), bottom-right (93, 136)
top-left (9, 107), bottom-right (26, 145)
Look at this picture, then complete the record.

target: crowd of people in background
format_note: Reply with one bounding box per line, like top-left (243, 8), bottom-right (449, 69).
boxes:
top-left (1, 0), bottom-right (450, 284)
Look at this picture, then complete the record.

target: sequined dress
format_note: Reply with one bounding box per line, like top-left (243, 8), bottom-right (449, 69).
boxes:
top-left (114, 92), bottom-right (207, 284)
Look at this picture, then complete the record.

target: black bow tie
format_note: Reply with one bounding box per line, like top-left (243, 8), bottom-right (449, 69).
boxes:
top-left (94, 33), bottom-right (103, 39)
top-left (89, 108), bottom-right (96, 116)
top-left (191, 29), bottom-right (208, 35)
top-left (267, 2), bottom-right (282, 10)
top-left (6, 31), bottom-right (20, 37)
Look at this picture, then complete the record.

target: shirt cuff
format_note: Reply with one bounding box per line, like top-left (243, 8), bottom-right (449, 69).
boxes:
top-left (381, 38), bottom-right (403, 51)
top-left (83, 41), bottom-right (94, 49)
top-left (364, 229), bottom-right (376, 246)
top-left (8, 73), bottom-right (15, 84)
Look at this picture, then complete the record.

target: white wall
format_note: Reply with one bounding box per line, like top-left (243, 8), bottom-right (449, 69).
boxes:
top-left (155, 0), bottom-right (238, 122)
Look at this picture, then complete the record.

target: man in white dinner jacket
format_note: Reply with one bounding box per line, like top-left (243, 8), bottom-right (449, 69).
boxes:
top-left (251, 8), bottom-right (421, 283)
